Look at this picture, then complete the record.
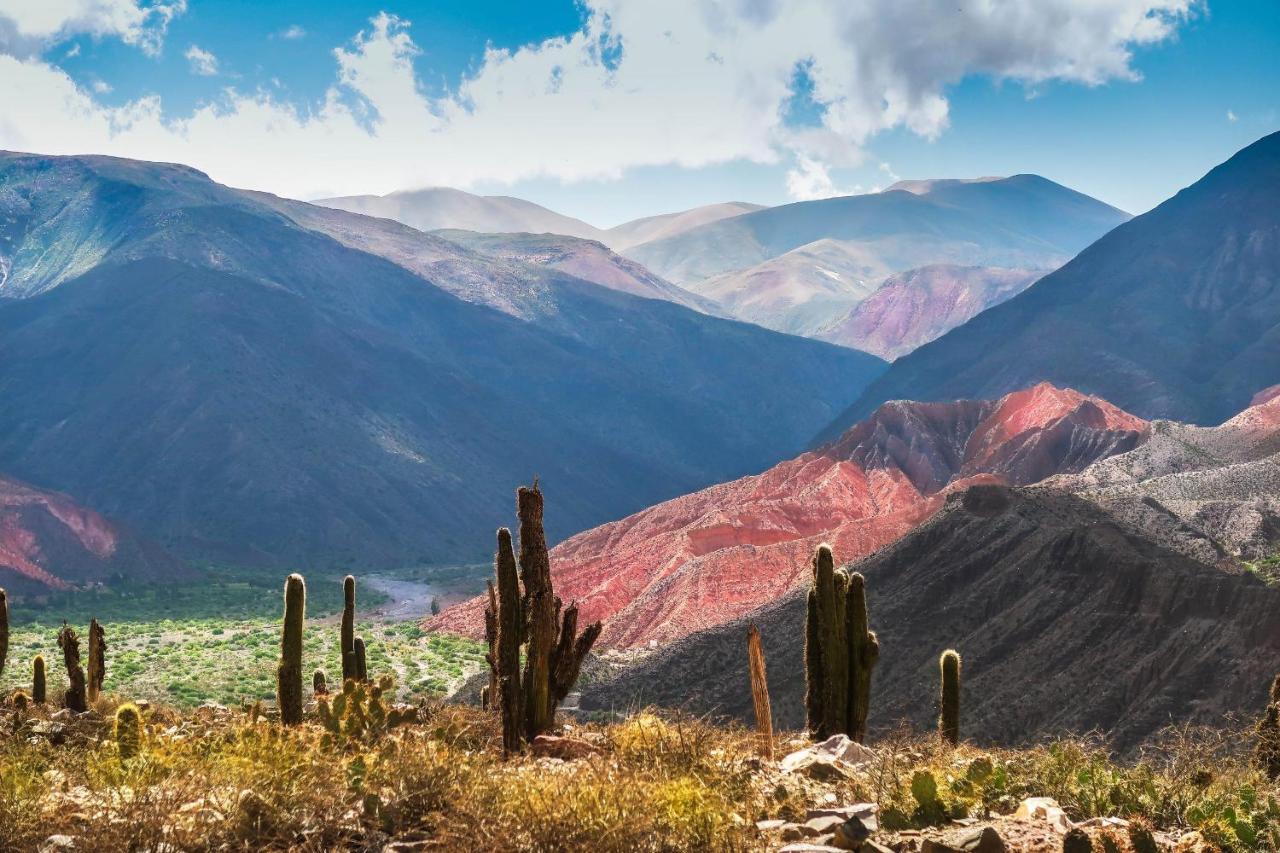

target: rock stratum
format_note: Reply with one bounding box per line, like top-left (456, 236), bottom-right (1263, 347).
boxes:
top-left (431, 382), bottom-right (1148, 646)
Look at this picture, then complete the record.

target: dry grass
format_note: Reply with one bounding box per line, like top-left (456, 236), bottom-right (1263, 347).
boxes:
top-left (2, 694), bottom-right (1279, 852)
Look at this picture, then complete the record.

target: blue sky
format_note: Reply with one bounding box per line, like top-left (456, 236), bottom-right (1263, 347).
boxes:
top-left (0, 0), bottom-right (1275, 225)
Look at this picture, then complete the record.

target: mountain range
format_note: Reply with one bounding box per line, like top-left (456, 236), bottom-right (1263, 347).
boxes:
top-left (834, 130), bottom-right (1280, 429)
top-left (0, 151), bottom-right (884, 573)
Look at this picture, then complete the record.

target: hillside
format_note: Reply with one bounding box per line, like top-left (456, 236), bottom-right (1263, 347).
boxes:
top-left (602, 201), bottom-right (764, 251)
top-left (431, 383), bottom-right (1147, 646)
top-left (0, 151), bottom-right (885, 568)
top-left (0, 474), bottom-right (186, 594)
top-left (580, 484), bottom-right (1280, 751)
top-left (830, 131), bottom-right (1280, 431)
top-left (316, 186), bottom-right (605, 241)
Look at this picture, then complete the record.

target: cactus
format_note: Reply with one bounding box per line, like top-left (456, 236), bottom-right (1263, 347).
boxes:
top-left (313, 669), bottom-right (328, 697)
top-left (33, 655), bottom-right (46, 704)
top-left (845, 571), bottom-right (878, 743)
top-left (746, 625), bottom-right (774, 759)
top-left (11, 689), bottom-right (29, 713)
top-left (341, 575), bottom-right (356, 682)
top-left (0, 588), bottom-right (8, 682)
top-left (58, 624), bottom-right (87, 713)
top-left (1255, 674), bottom-right (1280, 778)
top-left (354, 638), bottom-right (368, 682)
top-left (940, 649), bottom-right (961, 745)
top-left (276, 573), bottom-right (305, 726)
top-left (317, 674), bottom-right (416, 748)
top-left (483, 579), bottom-right (499, 712)
top-left (803, 544), bottom-right (879, 741)
top-left (114, 702), bottom-right (142, 759)
top-left (489, 484), bottom-right (601, 753)
top-left (87, 618), bottom-right (106, 703)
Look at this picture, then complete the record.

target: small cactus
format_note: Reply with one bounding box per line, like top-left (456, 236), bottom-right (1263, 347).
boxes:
top-left (317, 675), bottom-right (415, 747)
top-left (940, 649), bottom-right (961, 745)
top-left (276, 573), bottom-right (305, 726)
top-left (33, 655), bottom-right (46, 704)
top-left (341, 575), bottom-right (356, 682)
top-left (353, 637), bottom-right (368, 682)
top-left (313, 669), bottom-right (328, 697)
top-left (0, 587), bottom-right (8, 681)
top-left (57, 624), bottom-right (87, 713)
top-left (87, 618), bottom-right (106, 703)
top-left (114, 702), bottom-right (143, 759)
top-left (11, 688), bottom-right (29, 714)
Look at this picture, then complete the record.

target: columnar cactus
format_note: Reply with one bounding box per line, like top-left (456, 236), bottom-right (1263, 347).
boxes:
top-left (276, 573), bottom-right (305, 726)
top-left (313, 669), bottom-right (328, 697)
top-left (489, 483), bottom-right (601, 753)
top-left (57, 624), bottom-right (87, 713)
top-left (803, 544), bottom-right (880, 742)
top-left (341, 575), bottom-right (356, 682)
top-left (746, 625), bottom-right (774, 759)
top-left (0, 588), bottom-right (8, 681)
top-left (87, 618), bottom-right (106, 703)
top-left (483, 580), bottom-right (499, 712)
top-left (115, 702), bottom-right (142, 759)
top-left (33, 655), bottom-right (46, 704)
top-left (353, 638), bottom-right (368, 682)
top-left (939, 649), bottom-right (962, 745)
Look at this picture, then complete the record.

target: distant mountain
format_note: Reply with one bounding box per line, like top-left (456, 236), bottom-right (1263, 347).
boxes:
top-left (431, 230), bottom-right (720, 314)
top-left (318, 187), bottom-right (606, 241)
top-left (623, 175), bottom-right (1128, 287)
top-left (579, 393), bottom-right (1280, 750)
top-left (0, 151), bottom-right (885, 569)
top-left (431, 383), bottom-right (1147, 647)
top-left (603, 202), bottom-right (764, 251)
top-left (817, 265), bottom-right (1043, 360)
top-left (831, 132), bottom-right (1280, 431)
top-left (0, 474), bottom-right (186, 595)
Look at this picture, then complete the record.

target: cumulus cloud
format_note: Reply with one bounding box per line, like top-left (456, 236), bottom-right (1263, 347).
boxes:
top-left (184, 43), bottom-right (216, 75)
top-left (0, 1), bottom-right (1197, 201)
top-left (0, 0), bottom-right (186, 57)
top-left (279, 24), bottom-right (305, 40)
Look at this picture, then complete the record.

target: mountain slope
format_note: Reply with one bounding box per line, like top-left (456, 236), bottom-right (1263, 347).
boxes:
top-left (430, 230), bottom-right (719, 314)
top-left (603, 202), bottom-right (764, 251)
top-left (0, 474), bottom-right (186, 594)
top-left (831, 132), bottom-right (1280, 431)
top-left (623, 175), bottom-right (1128, 287)
top-left (0, 151), bottom-right (886, 568)
top-left (579, 484), bottom-right (1280, 751)
top-left (817, 265), bottom-right (1043, 359)
top-left (430, 383), bottom-right (1146, 646)
top-left (316, 187), bottom-right (605, 241)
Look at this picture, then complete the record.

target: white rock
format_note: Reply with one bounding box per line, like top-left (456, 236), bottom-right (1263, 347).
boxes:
top-left (1014, 797), bottom-right (1072, 834)
top-left (780, 735), bottom-right (878, 775)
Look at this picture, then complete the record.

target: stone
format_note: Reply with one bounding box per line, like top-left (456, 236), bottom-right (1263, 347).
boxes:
top-left (39, 837), bottom-right (76, 853)
top-left (807, 803), bottom-right (879, 828)
top-left (1014, 797), bottom-right (1072, 834)
top-left (805, 815), bottom-right (848, 836)
top-left (963, 827), bottom-right (1007, 853)
top-left (921, 840), bottom-right (964, 853)
top-left (831, 815), bottom-right (874, 850)
top-left (863, 843), bottom-right (896, 853)
top-left (779, 845), bottom-right (847, 853)
top-left (781, 824), bottom-right (808, 842)
top-left (757, 819), bottom-right (787, 831)
top-left (529, 734), bottom-right (603, 761)
top-left (50, 709), bottom-right (73, 721)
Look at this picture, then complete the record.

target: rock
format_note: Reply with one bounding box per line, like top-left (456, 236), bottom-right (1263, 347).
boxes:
top-left (863, 843), bottom-right (896, 853)
top-left (757, 819), bottom-right (787, 831)
top-left (31, 721), bottom-right (67, 744)
top-left (831, 815), bottom-right (874, 850)
top-left (779, 845), bottom-right (847, 853)
top-left (922, 827), bottom-right (1006, 853)
top-left (1174, 831), bottom-right (1215, 853)
top-left (1014, 797), bottom-right (1072, 834)
top-left (529, 734), bottom-right (603, 761)
top-left (807, 803), bottom-right (879, 828)
top-left (1076, 818), bottom-right (1129, 829)
top-left (384, 831), bottom-right (434, 853)
top-left (781, 824), bottom-right (807, 842)
top-left (922, 840), bottom-right (964, 853)
top-left (780, 738), bottom-right (876, 780)
top-left (39, 837), bottom-right (76, 852)
top-left (50, 709), bottom-right (73, 721)
top-left (804, 815), bottom-right (848, 836)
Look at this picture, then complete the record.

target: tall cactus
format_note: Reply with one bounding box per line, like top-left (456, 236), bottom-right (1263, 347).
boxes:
top-left (33, 655), bottom-right (46, 704)
top-left (58, 624), bottom-right (87, 713)
top-left (489, 483), bottom-right (601, 752)
top-left (939, 649), bottom-right (962, 745)
top-left (0, 588), bottom-right (8, 682)
top-left (483, 579), bottom-right (499, 712)
top-left (846, 571), bottom-right (879, 743)
top-left (354, 638), bottom-right (368, 682)
top-left (803, 544), bottom-right (880, 742)
top-left (341, 575), bottom-right (356, 683)
top-left (87, 619), bottom-right (106, 703)
top-left (277, 573), bottom-right (305, 726)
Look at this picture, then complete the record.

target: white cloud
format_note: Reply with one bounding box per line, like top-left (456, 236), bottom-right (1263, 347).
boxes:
top-left (786, 154), bottom-right (861, 200)
top-left (0, 2), bottom-right (1197, 201)
top-left (184, 43), bottom-right (216, 75)
top-left (279, 24), bottom-right (305, 40)
top-left (1227, 109), bottom-right (1238, 123)
top-left (0, 0), bottom-right (186, 57)
top-left (90, 76), bottom-right (110, 93)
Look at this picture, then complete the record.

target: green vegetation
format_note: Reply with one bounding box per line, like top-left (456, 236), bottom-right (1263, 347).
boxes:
top-left (1244, 552), bottom-right (1280, 585)
top-left (0, 617), bottom-right (484, 708)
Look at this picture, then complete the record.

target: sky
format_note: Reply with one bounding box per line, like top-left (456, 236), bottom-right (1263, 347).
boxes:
top-left (0, 0), bottom-right (1276, 226)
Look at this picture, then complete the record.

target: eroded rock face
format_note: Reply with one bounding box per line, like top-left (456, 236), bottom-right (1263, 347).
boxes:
top-left (431, 382), bottom-right (1148, 648)
top-left (0, 475), bottom-right (184, 594)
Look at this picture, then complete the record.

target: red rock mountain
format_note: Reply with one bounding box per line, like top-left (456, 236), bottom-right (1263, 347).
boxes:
top-left (0, 475), bottom-right (185, 595)
top-left (431, 383), bottom-right (1148, 646)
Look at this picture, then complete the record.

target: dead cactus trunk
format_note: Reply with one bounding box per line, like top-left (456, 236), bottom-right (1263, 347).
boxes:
top-left (746, 625), bottom-right (774, 759)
